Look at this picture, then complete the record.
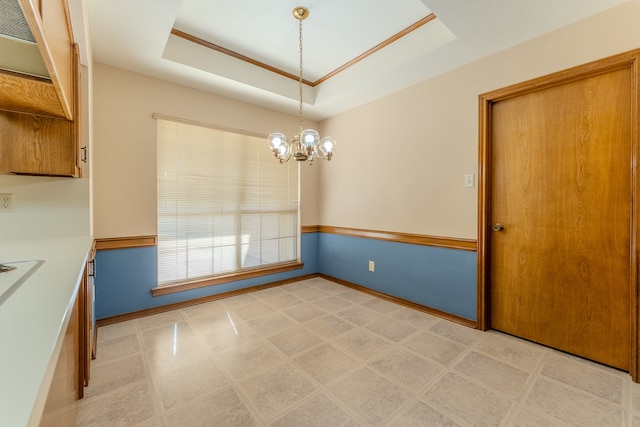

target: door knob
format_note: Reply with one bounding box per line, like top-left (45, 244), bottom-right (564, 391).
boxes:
top-left (492, 223), bottom-right (504, 232)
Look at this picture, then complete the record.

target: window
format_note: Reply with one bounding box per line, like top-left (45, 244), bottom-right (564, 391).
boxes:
top-left (156, 117), bottom-right (299, 287)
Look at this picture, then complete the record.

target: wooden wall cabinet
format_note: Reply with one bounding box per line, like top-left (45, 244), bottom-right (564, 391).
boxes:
top-left (0, 43), bottom-right (83, 177)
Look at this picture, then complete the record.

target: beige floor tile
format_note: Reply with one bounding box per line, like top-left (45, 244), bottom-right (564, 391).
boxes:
top-left (429, 320), bottom-right (482, 345)
top-left (312, 295), bottom-right (353, 312)
top-left (454, 351), bottom-right (529, 397)
top-left (200, 319), bottom-right (257, 354)
top-left (423, 372), bottom-right (512, 426)
top-left (92, 333), bottom-right (140, 367)
top-left (85, 278), bottom-right (636, 427)
top-left (333, 327), bottom-right (393, 361)
top-left (366, 317), bottom-right (418, 342)
top-left (217, 339), bottom-right (283, 380)
top-left (245, 312), bottom-right (297, 336)
top-left (473, 331), bottom-right (544, 372)
top-left (525, 378), bottom-right (623, 426)
top-left (187, 310), bottom-right (240, 336)
top-left (262, 293), bottom-right (304, 310)
top-left (137, 310), bottom-right (187, 331)
top-left (253, 286), bottom-right (287, 298)
top-left (338, 289), bottom-right (375, 304)
top-left (283, 303), bottom-right (326, 322)
top-left (305, 314), bottom-right (354, 338)
top-left (134, 416), bottom-right (164, 427)
top-left (270, 393), bottom-right (363, 427)
top-left (370, 347), bottom-right (444, 391)
top-left (231, 301), bottom-right (275, 320)
top-left (292, 287), bottom-right (330, 301)
top-left (96, 320), bottom-right (138, 343)
top-left (239, 362), bottom-right (316, 421)
top-left (362, 298), bottom-right (401, 314)
top-left (145, 335), bottom-right (211, 374)
top-left (403, 331), bottom-right (465, 365)
top-left (312, 280), bottom-right (349, 294)
top-left (84, 353), bottom-right (147, 398)
top-left (164, 386), bottom-right (258, 426)
top-left (505, 406), bottom-right (567, 426)
top-left (267, 325), bottom-right (322, 356)
top-left (391, 308), bottom-right (440, 330)
top-left (329, 366), bottom-right (412, 425)
top-left (335, 305), bottom-right (383, 326)
top-left (139, 321), bottom-right (195, 351)
top-left (279, 281), bottom-right (311, 292)
top-left (76, 380), bottom-right (156, 427)
top-left (153, 356), bottom-right (229, 411)
top-left (632, 381), bottom-right (640, 411)
top-left (179, 300), bottom-right (227, 318)
top-left (541, 352), bottom-right (624, 404)
top-left (293, 343), bottom-right (360, 385)
top-left (388, 400), bottom-right (463, 427)
top-left (221, 292), bottom-right (258, 307)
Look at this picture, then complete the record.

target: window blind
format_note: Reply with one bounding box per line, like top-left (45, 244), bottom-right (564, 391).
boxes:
top-left (156, 118), bottom-right (299, 286)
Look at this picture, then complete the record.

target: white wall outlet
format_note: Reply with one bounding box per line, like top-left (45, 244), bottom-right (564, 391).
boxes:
top-left (464, 174), bottom-right (475, 188)
top-left (0, 193), bottom-right (14, 212)
top-left (368, 260), bottom-right (375, 272)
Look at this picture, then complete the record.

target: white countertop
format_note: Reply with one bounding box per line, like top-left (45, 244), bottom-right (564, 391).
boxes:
top-left (0, 235), bottom-right (93, 427)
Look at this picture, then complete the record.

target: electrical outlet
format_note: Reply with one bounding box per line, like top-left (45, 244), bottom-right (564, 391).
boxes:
top-left (0, 193), bottom-right (14, 212)
top-left (368, 260), bottom-right (375, 272)
top-left (465, 174), bottom-right (475, 188)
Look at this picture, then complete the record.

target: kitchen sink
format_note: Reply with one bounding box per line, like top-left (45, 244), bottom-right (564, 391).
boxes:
top-left (0, 260), bottom-right (45, 306)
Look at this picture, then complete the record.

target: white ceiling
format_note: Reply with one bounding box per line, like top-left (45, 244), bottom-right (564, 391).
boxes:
top-left (87, 0), bottom-right (629, 120)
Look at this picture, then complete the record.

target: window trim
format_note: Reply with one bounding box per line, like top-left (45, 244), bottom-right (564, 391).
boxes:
top-left (151, 260), bottom-right (303, 296)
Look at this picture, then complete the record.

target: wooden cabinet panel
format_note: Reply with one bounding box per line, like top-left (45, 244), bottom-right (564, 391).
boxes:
top-left (0, 43), bottom-right (82, 177)
top-left (18, 0), bottom-right (74, 119)
top-left (83, 245), bottom-right (96, 386)
top-left (0, 111), bottom-right (76, 176)
top-left (0, 73), bottom-right (66, 118)
top-left (39, 286), bottom-right (81, 426)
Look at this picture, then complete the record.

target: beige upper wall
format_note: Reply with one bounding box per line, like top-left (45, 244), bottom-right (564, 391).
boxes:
top-left (94, 0), bottom-right (640, 240)
top-left (318, 0), bottom-right (640, 239)
top-left (92, 63), bottom-right (319, 238)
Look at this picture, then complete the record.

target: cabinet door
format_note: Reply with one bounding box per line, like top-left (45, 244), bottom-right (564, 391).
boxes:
top-left (39, 286), bottom-right (81, 426)
top-left (0, 111), bottom-right (76, 176)
top-left (0, 40), bottom-right (81, 177)
top-left (83, 246), bottom-right (96, 386)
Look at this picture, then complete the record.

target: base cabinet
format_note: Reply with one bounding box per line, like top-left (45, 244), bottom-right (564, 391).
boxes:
top-left (39, 251), bottom-right (93, 426)
top-left (39, 283), bottom-right (82, 426)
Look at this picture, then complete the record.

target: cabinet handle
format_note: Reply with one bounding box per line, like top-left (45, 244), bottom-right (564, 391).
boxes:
top-left (89, 259), bottom-right (96, 278)
top-left (81, 146), bottom-right (88, 163)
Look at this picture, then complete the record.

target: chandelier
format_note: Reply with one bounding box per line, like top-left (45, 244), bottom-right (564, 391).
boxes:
top-left (267, 6), bottom-right (336, 164)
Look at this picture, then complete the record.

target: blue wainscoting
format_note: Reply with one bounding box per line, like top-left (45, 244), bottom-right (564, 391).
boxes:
top-left (95, 232), bottom-right (318, 319)
top-left (317, 233), bottom-right (477, 321)
top-left (95, 231), bottom-right (476, 321)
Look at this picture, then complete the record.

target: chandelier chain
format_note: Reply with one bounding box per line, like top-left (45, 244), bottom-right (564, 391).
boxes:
top-left (298, 16), bottom-right (304, 132)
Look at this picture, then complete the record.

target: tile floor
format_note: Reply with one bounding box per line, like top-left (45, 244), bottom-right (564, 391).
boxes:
top-left (76, 277), bottom-right (640, 426)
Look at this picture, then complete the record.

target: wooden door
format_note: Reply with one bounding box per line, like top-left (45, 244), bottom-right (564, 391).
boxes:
top-left (480, 55), bottom-right (637, 371)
